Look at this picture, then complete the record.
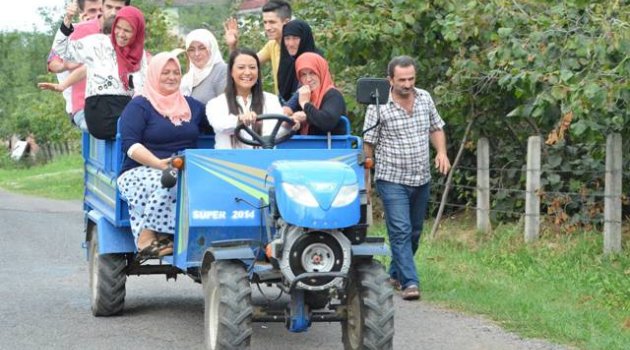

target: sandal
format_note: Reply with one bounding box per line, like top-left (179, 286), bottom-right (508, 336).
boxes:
top-left (157, 239), bottom-right (173, 257)
top-left (137, 240), bottom-right (162, 258)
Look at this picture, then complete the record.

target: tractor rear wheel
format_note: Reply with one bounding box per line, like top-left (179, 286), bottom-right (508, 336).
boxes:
top-left (88, 224), bottom-right (127, 316)
top-left (341, 260), bottom-right (394, 350)
top-left (204, 260), bottom-right (253, 350)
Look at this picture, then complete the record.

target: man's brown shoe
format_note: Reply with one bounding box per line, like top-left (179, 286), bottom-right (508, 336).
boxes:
top-left (402, 285), bottom-right (420, 301)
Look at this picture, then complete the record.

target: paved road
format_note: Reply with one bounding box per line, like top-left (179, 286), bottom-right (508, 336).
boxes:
top-left (0, 190), bottom-right (568, 350)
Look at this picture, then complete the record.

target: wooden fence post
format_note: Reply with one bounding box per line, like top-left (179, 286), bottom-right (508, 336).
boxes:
top-left (604, 133), bottom-right (622, 254)
top-left (44, 144), bottom-right (52, 161)
top-left (524, 136), bottom-right (541, 242)
top-left (477, 137), bottom-right (491, 233)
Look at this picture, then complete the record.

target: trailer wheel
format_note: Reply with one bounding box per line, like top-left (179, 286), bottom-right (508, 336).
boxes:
top-left (342, 260), bottom-right (394, 350)
top-left (88, 224), bottom-right (127, 316)
top-left (204, 260), bottom-right (253, 350)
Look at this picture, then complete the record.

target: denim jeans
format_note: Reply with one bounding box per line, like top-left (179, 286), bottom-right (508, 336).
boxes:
top-left (376, 180), bottom-right (430, 289)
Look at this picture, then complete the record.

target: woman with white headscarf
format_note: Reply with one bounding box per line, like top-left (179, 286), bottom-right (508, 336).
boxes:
top-left (181, 29), bottom-right (228, 105)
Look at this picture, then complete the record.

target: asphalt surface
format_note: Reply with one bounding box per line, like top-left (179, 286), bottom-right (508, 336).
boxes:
top-left (0, 189), bottom-right (570, 350)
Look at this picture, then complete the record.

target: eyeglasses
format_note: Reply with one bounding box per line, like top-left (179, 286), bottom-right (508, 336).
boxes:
top-left (187, 47), bottom-right (208, 55)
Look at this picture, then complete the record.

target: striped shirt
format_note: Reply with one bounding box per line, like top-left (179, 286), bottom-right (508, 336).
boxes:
top-left (362, 88), bottom-right (445, 186)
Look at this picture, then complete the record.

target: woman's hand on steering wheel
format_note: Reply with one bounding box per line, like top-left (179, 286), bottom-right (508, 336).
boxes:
top-left (289, 119), bottom-right (301, 131)
top-left (238, 111), bottom-right (258, 126)
top-left (290, 111), bottom-right (307, 132)
top-left (234, 113), bottom-right (296, 149)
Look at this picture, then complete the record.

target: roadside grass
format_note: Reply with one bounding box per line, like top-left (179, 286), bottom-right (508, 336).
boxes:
top-left (0, 153), bottom-right (83, 200)
top-left (371, 213), bottom-right (630, 350)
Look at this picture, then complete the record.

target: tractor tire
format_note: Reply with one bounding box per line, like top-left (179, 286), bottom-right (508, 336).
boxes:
top-left (204, 260), bottom-right (253, 350)
top-left (342, 260), bottom-right (394, 350)
top-left (88, 225), bottom-right (127, 316)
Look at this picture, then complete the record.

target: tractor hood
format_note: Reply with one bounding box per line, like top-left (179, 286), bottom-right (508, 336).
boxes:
top-left (268, 160), bottom-right (360, 229)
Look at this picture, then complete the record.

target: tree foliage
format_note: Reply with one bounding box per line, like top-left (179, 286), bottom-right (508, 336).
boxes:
top-left (176, 0), bottom-right (234, 35)
top-left (132, 0), bottom-right (180, 53)
top-left (293, 0), bottom-right (630, 227)
top-left (0, 31), bottom-right (78, 144)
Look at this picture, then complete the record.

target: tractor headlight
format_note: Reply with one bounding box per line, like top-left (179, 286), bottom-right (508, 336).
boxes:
top-left (282, 183), bottom-right (319, 207)
top-left (331, 184), bottom-right (358, 207)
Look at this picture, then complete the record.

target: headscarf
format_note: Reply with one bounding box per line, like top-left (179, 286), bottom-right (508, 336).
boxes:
top-left (181, 29), bottom-right (224, 95)
top-left (141, 52), bottom-right (191, 126)
top-left (277, 19), bottom-right (320, 102)
top-left (111, 6), bottom-right (146, 91)
top-left (295, 52), bottom-right (336, 135)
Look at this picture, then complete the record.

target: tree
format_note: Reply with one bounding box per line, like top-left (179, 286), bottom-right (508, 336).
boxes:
top-left (176, 0), bottom-right (234, 34)
top-left (292, 0), bottom-right (630, 227)
top-left (0, 31), bottom-right (77, 145)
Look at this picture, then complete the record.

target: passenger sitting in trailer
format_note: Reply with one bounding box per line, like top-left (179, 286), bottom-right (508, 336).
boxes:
top-left (51, 6), bottom-right (148, 140)
top-left (181, 28), bottom-right (228, 105)
top-left (288, 53), bottom-right (347, 136)
top-left (117, 51), bottom-right (211, 258)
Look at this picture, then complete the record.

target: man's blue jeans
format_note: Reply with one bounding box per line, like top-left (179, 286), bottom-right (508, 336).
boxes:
top-left (376, 180), bottom-right (430, 289)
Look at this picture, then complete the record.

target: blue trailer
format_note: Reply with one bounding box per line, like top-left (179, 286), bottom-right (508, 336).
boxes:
top-left (82, 115), bottom-right (394, 350)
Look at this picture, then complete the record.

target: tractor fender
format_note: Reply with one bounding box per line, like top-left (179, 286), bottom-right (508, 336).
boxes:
top-left (86, 210), bottom-right (136, 255)
top-left (201, 242), bottom-right (256, 275)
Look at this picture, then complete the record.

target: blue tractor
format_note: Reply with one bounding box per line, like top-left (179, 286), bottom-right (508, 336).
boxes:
top-left (82, 84), bottom-right (394, 350)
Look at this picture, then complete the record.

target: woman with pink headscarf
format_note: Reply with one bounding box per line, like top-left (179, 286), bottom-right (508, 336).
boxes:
top-left (52, 6), bottom-right (148, 139)
top-left (117, 51), bottom-right (210, 258)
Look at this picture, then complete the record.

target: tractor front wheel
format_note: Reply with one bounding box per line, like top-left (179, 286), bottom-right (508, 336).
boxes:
top-left (341, 260), bottom-right (394, 350)
top-left (203, 260), bottom-right (253, 350)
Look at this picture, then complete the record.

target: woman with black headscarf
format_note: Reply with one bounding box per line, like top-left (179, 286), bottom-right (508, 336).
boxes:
top-left (277, 19), bottom-right (321, 105)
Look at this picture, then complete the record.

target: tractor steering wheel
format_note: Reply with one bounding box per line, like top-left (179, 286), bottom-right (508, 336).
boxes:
top-left (234, 113), bottom-right (296, 149)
